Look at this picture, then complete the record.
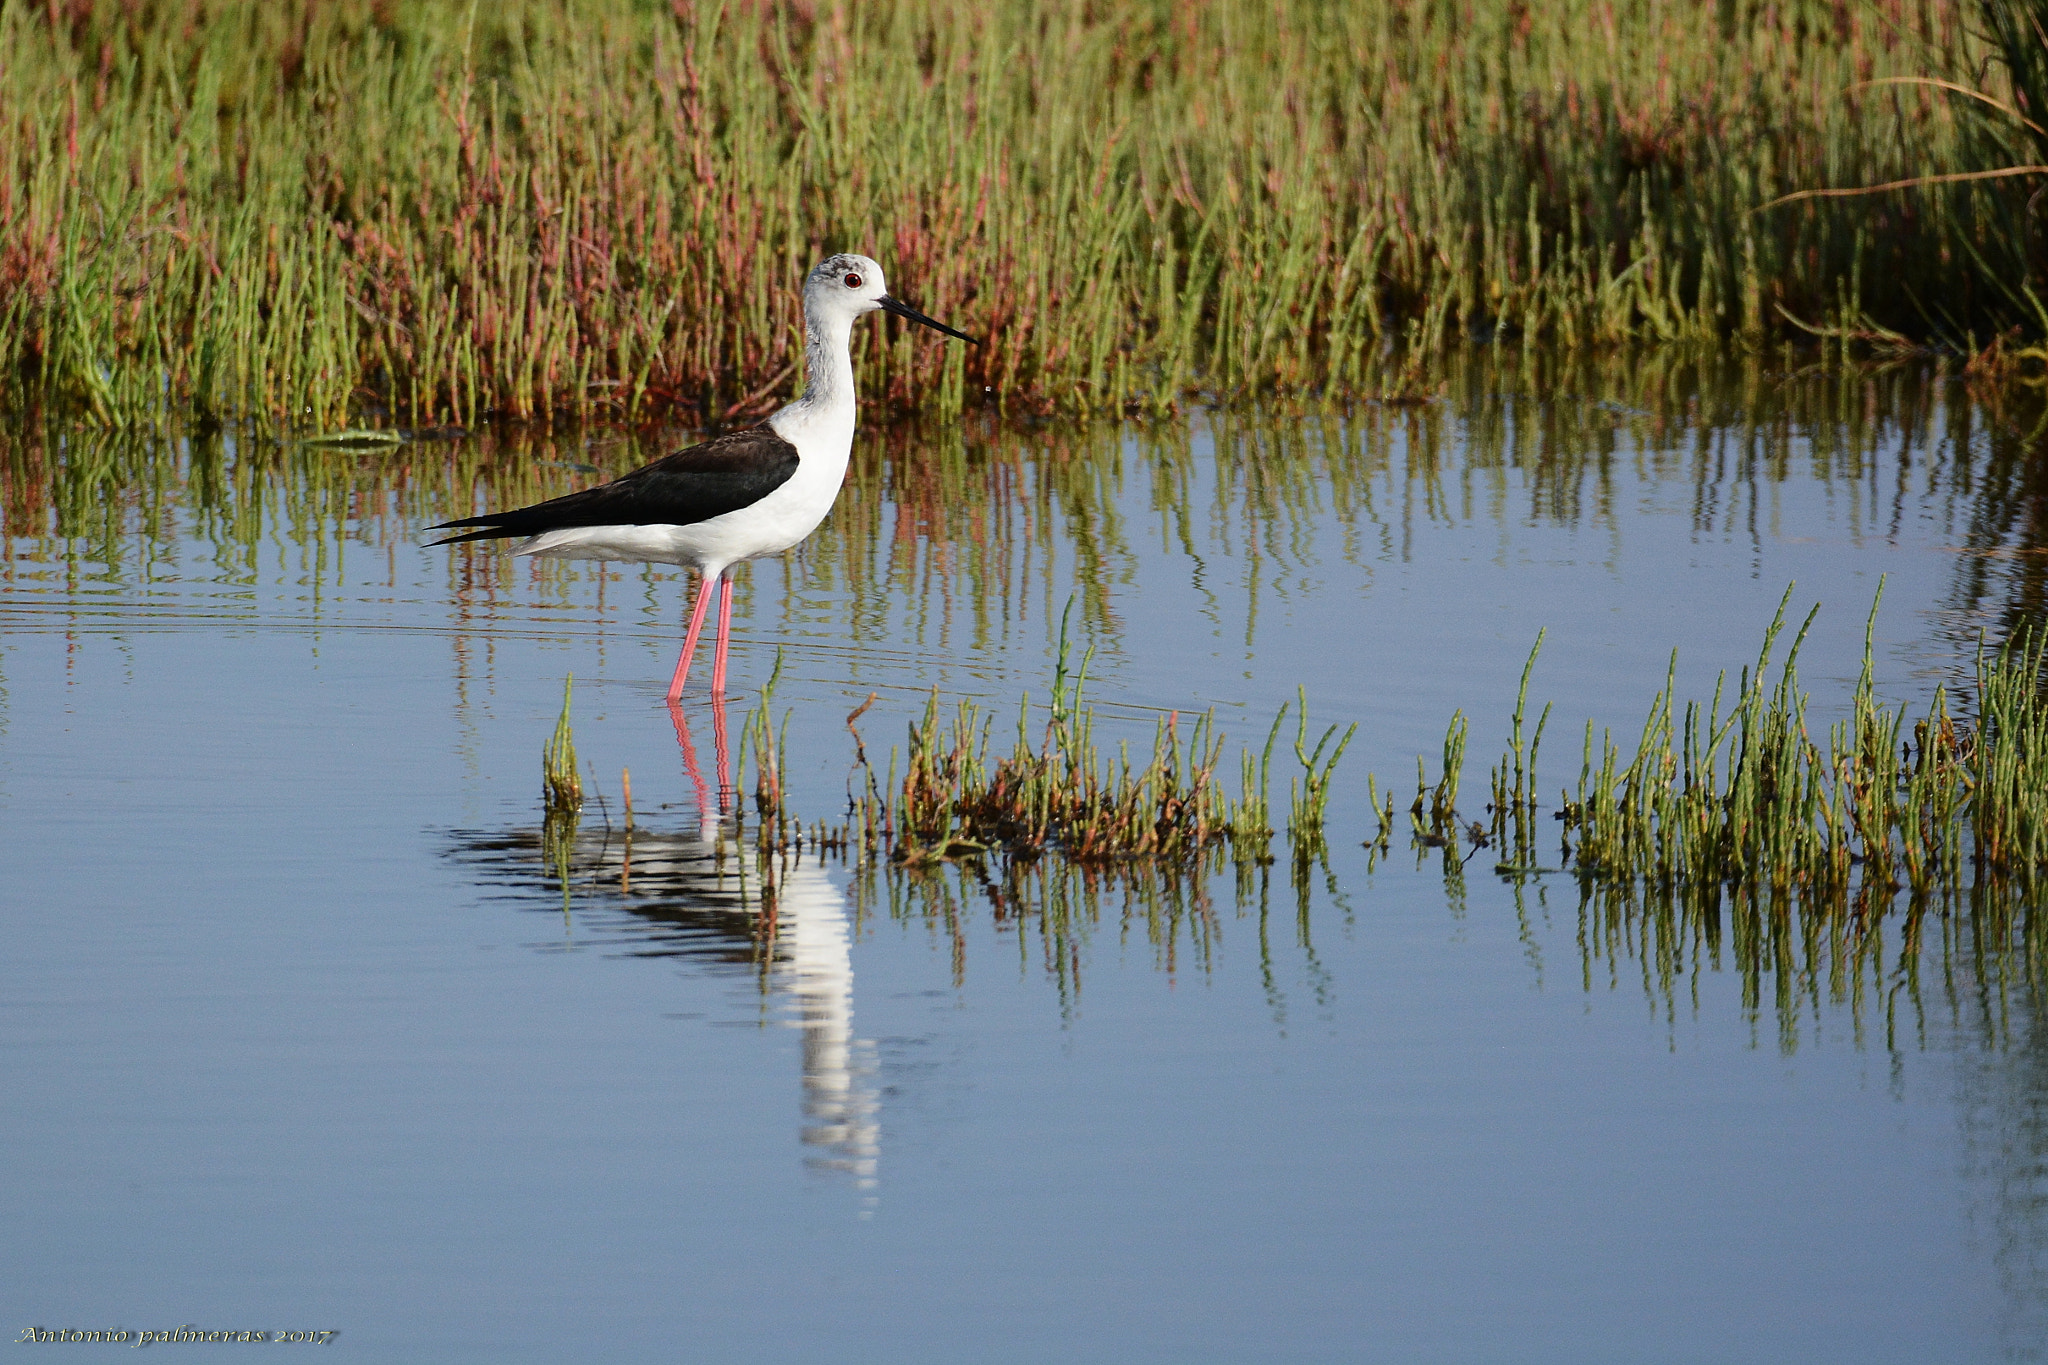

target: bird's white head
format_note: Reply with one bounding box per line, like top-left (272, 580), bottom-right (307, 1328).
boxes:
top-left (805, 253), bottom-right (890, 320)
top-left (802, 252), bottom-right (977, 343)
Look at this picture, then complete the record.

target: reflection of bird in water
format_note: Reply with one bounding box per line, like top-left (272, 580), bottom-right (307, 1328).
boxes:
top-left (446, 697), bottom-right (879, 1185)
top-left (772, 846), bottom-right (880, 1183)
top-left (430, 254), bottom-right (975, 700)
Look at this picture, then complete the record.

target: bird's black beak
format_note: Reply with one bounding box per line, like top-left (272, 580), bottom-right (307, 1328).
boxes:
top-left (880, 294), bottom-right (979, 345)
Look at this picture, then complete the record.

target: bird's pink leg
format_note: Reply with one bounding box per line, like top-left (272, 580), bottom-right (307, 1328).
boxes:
top-left (709, 570), bottom-right (736, 697)
top-left (666, 572), bottom-right (718, 703)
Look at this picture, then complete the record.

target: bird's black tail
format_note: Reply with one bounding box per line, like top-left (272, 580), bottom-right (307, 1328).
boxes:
top-left (427, 511), bottom-right (538, 546)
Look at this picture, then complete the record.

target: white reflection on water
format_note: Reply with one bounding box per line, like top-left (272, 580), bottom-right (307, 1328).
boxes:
top-left (450, 816), bottom-right (885, 1189)
top-left (772, 857), bottom-right (880, 1186)
top-left (448, 700), bottom-right (882, 1191)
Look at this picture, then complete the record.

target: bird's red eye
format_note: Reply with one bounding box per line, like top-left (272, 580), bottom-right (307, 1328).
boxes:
top-left (843, 272), bottom-right (863, 289)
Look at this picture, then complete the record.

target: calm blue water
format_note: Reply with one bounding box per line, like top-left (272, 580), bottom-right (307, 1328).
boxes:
top-left (3, 365), bottom-right (2042, 1361)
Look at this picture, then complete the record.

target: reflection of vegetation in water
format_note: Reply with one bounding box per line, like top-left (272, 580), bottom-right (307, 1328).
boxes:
top-left (1573, 878), bottom-right (1933, 1054)
top-left (825, 352), bottom-right (2048, 653)
top-left (7, 355), bottom-right (2048, 647)
top-left (1482, 841), bottom-right (2048, 1069)
top-left (854, 850), bottom-right (1225, 1019)
top-left (848, 841), bottom-right (1342, 1033)
top-left (1457, 764), bottom-right (2048, 1056)
top-left (1940, 390), bottom-right (2048, 647)
top-left (0, 419), bottom-right (591, 588)
top-left (1953, 897), bottom-right (2048, 1361)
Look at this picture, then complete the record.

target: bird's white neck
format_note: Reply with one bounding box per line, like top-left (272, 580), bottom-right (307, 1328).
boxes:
top-left (773, 298), bottom-right (857, 441)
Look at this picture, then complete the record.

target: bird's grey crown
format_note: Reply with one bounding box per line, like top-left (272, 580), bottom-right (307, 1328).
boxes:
top-left (806, 255), bottom-right (888, 306)
top-left (807, 252), bottom-right (885, 290)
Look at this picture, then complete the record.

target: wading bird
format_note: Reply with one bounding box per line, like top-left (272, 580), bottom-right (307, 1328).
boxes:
top-left (431, 253), bottom-right (975, 698)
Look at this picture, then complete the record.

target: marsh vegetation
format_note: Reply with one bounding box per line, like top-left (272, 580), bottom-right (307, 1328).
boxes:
top-left (9, 0), bottom-right (2048, 427)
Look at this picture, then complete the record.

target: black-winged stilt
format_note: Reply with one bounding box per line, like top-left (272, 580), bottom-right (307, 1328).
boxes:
top-left (430, 253), bottom-right (975, 699)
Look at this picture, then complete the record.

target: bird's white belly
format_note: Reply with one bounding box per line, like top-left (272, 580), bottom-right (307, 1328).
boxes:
top-left (514, 430), bottom-right (850, 572)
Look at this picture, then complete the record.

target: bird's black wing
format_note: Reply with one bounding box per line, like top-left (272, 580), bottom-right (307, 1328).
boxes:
top-left (429, 425), bottom-right (802, 545)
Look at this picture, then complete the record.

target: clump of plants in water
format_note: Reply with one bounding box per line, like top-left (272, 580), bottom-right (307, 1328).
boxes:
top-left (583, 581), bottom-right (2048, 914)
top-left (1400, 587), bottom-right (2048, 901)
top-left (541, 674), bottom-right (582, 906)
top-left (734, 616), bottom-right (1355, 869)
top-left (542, 674), bottom-right (583, 815)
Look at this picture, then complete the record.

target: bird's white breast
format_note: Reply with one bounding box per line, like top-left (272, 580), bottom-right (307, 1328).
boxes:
top-left (514, 402), bottom-right (855, 573)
